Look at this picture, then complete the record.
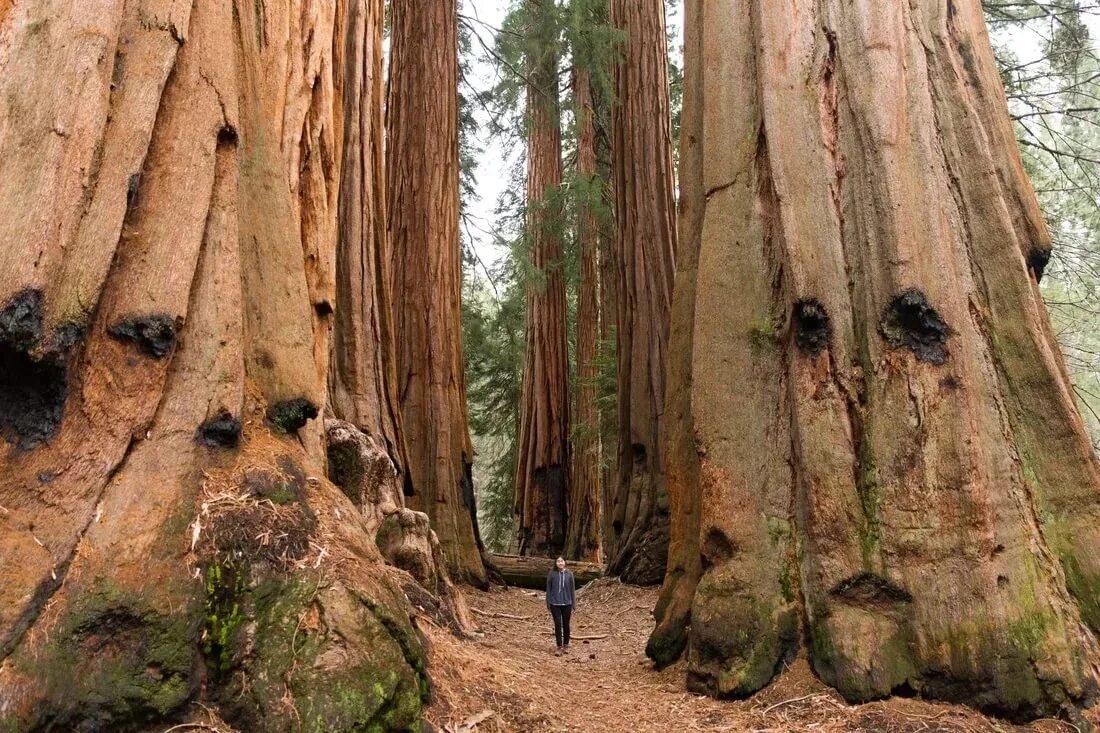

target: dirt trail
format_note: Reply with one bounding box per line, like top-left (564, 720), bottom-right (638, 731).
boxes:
top-left (425, 579), bottom-right (1094, 733)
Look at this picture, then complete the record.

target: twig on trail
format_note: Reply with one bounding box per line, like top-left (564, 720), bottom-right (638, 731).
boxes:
top-left (472, 607), bottom-right (532, 620)
top-left (761, 693), bottom-right (829, 715)
top-left (161, 725), bottom-right (223, 733)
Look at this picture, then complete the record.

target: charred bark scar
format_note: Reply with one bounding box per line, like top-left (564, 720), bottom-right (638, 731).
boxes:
top-left (107, 313), bottom-right (179, 358)
top-left (266, 398), bottom-right (319, 433)
top-left (196, 410), bottom-right (242, 449)
top-left (880, 289), bottom-right (951, 364)
top-left (0, 290), bottom-right (78, 449)
top-left (1027, 247), bottom-right (1051, 284)
top-left (217, 125), bottom-right (239, 148)
top-left (830, 572), bottom-right (912, 606)
top-left (700, 527), bottom-right (737, 569)
top-left (313, 300), bottom-right (334, 317)
top-left (793, 299), bottom-right (831, 356)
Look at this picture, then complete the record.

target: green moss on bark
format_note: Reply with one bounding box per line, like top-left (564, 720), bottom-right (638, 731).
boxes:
top-left (11, 583), bottom-right (201, 730)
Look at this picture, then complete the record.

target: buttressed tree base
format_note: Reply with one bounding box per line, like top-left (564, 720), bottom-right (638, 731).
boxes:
top-left (653, 0), bottom-right (1100, 721)
top-left (0, 2), bottom-right (426, 729)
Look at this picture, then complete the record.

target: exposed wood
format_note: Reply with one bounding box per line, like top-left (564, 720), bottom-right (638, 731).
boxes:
top-left (488, 553), bottom-right (603, 591)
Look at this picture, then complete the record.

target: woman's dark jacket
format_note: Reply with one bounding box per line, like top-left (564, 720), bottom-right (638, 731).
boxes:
top-left (546, 569), bottom-right (576, 608)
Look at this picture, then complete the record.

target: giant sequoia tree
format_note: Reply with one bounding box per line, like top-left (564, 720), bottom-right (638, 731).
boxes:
top-left (514, 0), bottom-right (572, 557)
top-left (0, 1), bottom-right (426, 729)
top-left (387, 0), bottom-right (489, 587)
top-left (564, 60), bottom-right (602, 562)
top-left (605, 0), bottom-right (678, 585)
top-left (651, 0), bottom-right (1100, 720)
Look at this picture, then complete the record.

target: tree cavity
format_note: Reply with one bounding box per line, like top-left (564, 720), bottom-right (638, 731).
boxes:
top-left (880, 289), bottom-right (951, 365)
top-left (0, 289), bottom-right (79, 449)
top-left (793, 299), bottom-right (831, 356)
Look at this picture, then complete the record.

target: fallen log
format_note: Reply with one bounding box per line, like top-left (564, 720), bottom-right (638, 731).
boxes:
top-left (487, 553), bottom-right (604, 590)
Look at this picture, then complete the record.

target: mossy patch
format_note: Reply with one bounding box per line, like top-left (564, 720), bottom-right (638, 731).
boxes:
top-left (14, 584), bottom-right (200, 730)
top-left (215, 573), bottom-right (426, 732)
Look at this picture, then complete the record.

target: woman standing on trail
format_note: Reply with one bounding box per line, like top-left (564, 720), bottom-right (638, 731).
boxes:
top-left (546, 556), bottom-right (576, 655)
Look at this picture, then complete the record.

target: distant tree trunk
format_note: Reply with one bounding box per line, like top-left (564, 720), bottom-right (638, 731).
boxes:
top-left (330, 0), bottom-right (406, 474)
top-left (595, 75), bottom-right (619, 560)
top-left (387, 0), bottom-right (488, 587)
top-left (565, 65), bottom-right (602, 562)
top-left (0, 2), bottom-right (427, 730)
top-left (652, 0), bottom-right (1100, 720)
top-left (514, 0), bottom-right (570, 557)
top-left (605, 0), bottom-right (678, 585)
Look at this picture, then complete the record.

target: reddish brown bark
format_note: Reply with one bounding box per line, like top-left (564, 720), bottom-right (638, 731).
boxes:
top-left (605, 0), bottom-right (678, 585)
top-left (387, 0), bottom-right (488, 587)
top-left (652, 0), bottom-right (1100, 720)
top-left (329, 0), bottom-right (406, 473)
top-left (0, 2), bottom-right (426, 729)
top-left (514, 0), bottom-right (571, 557)
top-left (565, 66), bottom-right (602, 562)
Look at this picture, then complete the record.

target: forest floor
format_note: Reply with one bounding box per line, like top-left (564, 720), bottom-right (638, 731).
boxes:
top-left (425, 579), bottom-right (1098, 733)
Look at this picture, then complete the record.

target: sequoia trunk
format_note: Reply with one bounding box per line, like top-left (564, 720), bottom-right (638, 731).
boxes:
top-left (652, 0), bottom-right (1100, 720)
top-left (565, 66), bottom-right (602, 562)
top-left (387, 0), bottom-right (488, 587)
top-left (0, 1), bottom-right (426, 730)
top-left (330, 0), bottom-right (406, 475)
top-left (514, 0), bottom-right (571, 557)
top-left (605, 0), bottom-right (678, 585)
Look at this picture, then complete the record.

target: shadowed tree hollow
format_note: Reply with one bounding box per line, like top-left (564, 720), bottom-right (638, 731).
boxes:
top-left (0, 1), bottom-right (428, 730)
top-left (387, 0), bottom-right (489, 587)
top-left (650, 0), bottom-right (1100, 722)
top-left (605, 0), bottom-right (678, 585)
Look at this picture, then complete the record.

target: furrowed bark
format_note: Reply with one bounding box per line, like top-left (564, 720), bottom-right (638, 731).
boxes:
top-left (387, 0), bottom-right (489, 588)
top-left (514, 0), bottom-right (571, 558)
top-left (605, 0), bottom-right (678, 585)
top-left (656, 0), bottom-right (1100, 720)
top-left (0, 2), bottom-right (427, 730)
top-left (565, 65), bottom-right (602, 563)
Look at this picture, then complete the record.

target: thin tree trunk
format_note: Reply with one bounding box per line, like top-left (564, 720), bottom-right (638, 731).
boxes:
top-left (605, 0), bottom-right (678, 585)
top-left (653, 0), bottom-right (1100, 720)
top-left (387, 0), bottom-right (488, 587)
top-left (514, 0), bottom-right (571, 557)
top-left (0, 2), bottom-right (426, 729)
top-left (565, 65), bottom-right (602, 562)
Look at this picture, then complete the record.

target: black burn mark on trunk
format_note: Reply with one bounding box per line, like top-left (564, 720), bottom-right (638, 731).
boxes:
top-left (880, 289), bottom-right (951, 364)
top-left (107, 313), bottom-right (179, 358)
top-left (700, 527), bottom-right (737, 569)
top-left (1027, 247), bottom-right (1051, 284)
top-left (793, 299), bottom-right (831, 356)
top-left (0, 290), bottom-right (79, 449)
top-left (266, 398), bottom-right (319, 434)
top-left (196, 410), bottom-right (242, 449)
